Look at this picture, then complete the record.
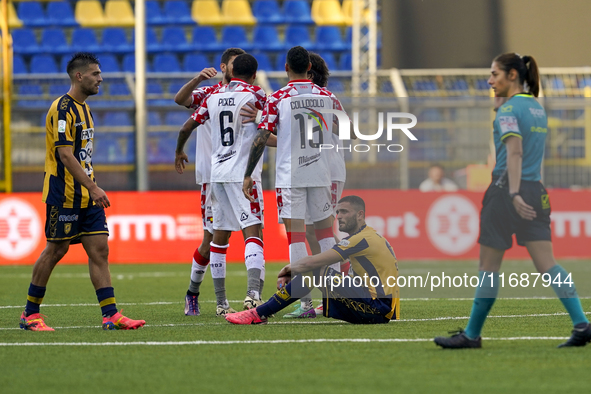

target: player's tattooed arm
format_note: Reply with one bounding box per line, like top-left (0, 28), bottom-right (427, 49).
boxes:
top-left (244, 127), bottom-right (271, 178)
top-left (243, 127), bottom-right (271, 202)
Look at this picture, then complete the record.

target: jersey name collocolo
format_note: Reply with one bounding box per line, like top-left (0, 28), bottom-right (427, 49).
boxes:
top-left (259, 81), bottom-right (338, 188)
top-left (189, 82), bottom-right (222, 185)
top-left (492, 94), bottom-right (547, 182)
top-left (193, 79), bottom-right (267, 183)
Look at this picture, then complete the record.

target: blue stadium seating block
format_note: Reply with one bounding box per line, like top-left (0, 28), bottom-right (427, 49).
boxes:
top-left (46, 2), bottom-right (78, 27)
top-left (252, 26), bottom-right (284, 52)
top-left (283, 1), bottom-right (314, 24)
top-left (252, 0), bottom-right (285, 24)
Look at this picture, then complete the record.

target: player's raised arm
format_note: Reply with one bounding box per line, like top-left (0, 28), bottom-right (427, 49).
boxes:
top-left (174, 67), bottom-right (218, 107)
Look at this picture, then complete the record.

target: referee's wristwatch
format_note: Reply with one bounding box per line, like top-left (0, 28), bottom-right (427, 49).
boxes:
top-left (509, 192), bottom-right (520, 201)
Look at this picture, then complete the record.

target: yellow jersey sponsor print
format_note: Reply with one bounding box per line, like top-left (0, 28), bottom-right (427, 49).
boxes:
top-left (42, 94), bottom-right (96, 208)
top-left (331, 225), bottom-right (400, 319)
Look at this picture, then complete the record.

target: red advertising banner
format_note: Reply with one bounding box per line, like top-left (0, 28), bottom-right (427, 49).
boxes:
top-left (0, 190), bottom-right (590, 265)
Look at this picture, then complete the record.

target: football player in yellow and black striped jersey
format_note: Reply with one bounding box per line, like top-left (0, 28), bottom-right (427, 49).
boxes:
top-left (19, 53), bottom-right (145, 332)
top-left (226, 195), bottom-right (401, 325)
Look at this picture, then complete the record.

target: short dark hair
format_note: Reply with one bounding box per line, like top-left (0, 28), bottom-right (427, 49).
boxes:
top-left (287, 46), bottom-right (310, 74)
top-left (67, 52), bottom-right (100, 78)
top-left (338, 195), bottom-right (365, 212)
top-left (221, 48), bottom-right (246, 65)
top-left (308, 52), bottom-right (330, 87)
top-left (232, 54), bottom-right (258, 79)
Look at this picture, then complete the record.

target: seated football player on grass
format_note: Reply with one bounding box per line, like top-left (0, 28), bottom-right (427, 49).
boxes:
top-left (225, 196), bottom-right (400, 325)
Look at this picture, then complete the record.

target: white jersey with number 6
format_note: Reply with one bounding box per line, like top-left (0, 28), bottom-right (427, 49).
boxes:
top-left (259, 80), bottom-right (339, 188)
top-left (192, 79), bottom-right (267, 183)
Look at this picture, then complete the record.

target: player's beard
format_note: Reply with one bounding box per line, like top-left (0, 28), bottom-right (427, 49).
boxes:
top-left (81, 83), bottom-right (99, 97)
top-left (339, 217), bottom-right (356, 234)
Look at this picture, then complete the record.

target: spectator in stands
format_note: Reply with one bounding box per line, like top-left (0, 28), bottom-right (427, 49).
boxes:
top-left (419, 164), bottom-right (458, 192)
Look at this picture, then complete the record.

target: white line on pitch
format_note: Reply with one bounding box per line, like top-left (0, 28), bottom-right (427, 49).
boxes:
top-left (0, 337), bottom-right (570, 347)
top-left (3, 296), bottom-right (588, 310)
top-left (2, 311), bottom-right (587, 330)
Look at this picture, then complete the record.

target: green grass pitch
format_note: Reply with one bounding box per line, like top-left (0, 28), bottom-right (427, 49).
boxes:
top-left (1, 261), bottom-right (590, 394)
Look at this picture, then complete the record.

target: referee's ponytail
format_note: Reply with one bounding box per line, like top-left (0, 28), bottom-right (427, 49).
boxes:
top-left (522, 55), bottom-right (540, 97)
top-left (494, 53), bottom-right (541, 97)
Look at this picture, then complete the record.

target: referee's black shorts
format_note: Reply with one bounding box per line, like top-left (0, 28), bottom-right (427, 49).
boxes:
top-left (478, 177), bottom-right (551, 250)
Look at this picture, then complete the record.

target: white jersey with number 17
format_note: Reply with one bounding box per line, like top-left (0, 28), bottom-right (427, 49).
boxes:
top-left (193, 79), bottom-right (267, 183)
top-left (259, 80), bottom-right (338, 188)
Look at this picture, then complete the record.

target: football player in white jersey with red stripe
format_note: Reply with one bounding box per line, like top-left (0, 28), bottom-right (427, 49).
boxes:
top-left (192, 54), bottom-right (268, 310)
top-left (175, 48), bottom-right (245, 316)
top-left (242, 47), bottom-right (340, 306)
top-left (283, 52), bottom-right (349, 318)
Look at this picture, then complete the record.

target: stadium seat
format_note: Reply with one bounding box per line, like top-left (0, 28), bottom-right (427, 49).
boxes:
top-left (165, 111), bottom-right (191, 126)
top-left (101, 28), bottom-right (134, 54)
top-left (75, 0), bottom-right (108, 27)
top-left (146, 83), bottom-right (169, 106)
top-left (49, 84), bottom-right (71, 97)
top-left (99, 54), bottom-right (122, 73)
top-left (160, 27), bottom-right (193, 53)
top-left (252, 0), bottom-right (285, 24)
top-left (284, 26), bottom-right (315, 51)
top-left (251, 52), bottom-right (273, 72)
top-left (342, 0), bottom-right (373, 26)
top-left (94, 132), bottom-right (135, 164)
top-left (71, 28), bottom-right (101, 54)
top-left (148, 111), bottom-right (163, 125)
top-left (191, 26), bottom-right (224, 52)
top-left (148, 131), bottom-right (177, 164)
top-left (17, 85), bottom-right (46, 108)
top-left (315, 27), bottom-right (347, 52)
top-left (164, 1), bottom-right (194, 25)
top-left (13, 55), bottom-right (28, 74)
top-left (327, 79), bottom-right (344, 93)
top-left (221, 26), bottom-right (253, 51)
top-left (146, 28), bottom-right (163, 53)
top-left (317, 52), bottom-right (338, 71)
top-left (40, 28), bottom-right (71, 55)
top-left (312, 0), bottom-right (346, 26)
top-left (339, 53), bottom-right (352, 70)
top-left (104, 0), bottom-right (135, 27)
top-left (6, 1), bottom-right (23, 28)
top-left (183, 54), bottom-right (210, 73)
top-left (152, 54), bottom-right (182, 73)
top-left (123, 54), bottom-right (153, 72)
top-left (274, 54), bottom-right (287, 71)
top-left (16, 1), bottom-right (47, 27)
top-left (146, 1), bottom-right (168, 25)
top-left (382, 81), bottom-right (394, 94)
top-left (12, 28), bottom-right (41, 55)
top-left (109, 83), bottom-right (134, 107)
top-left (191, 0), bottom-right (225, 26)
top-left (476, 79), bottom-right (490, 90)
top-left (46, 2), bottom-right (78, 27)
top-left (102, 111), bottom-right (133, 126)
top-left (221, 0), bottom-right (257, 26)
top-left (283, 1), bottom-right (314, 24)
top-left (30, 55), bottom-right (59, 74)
top-left (252, 26), bottom-right (284, 52)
